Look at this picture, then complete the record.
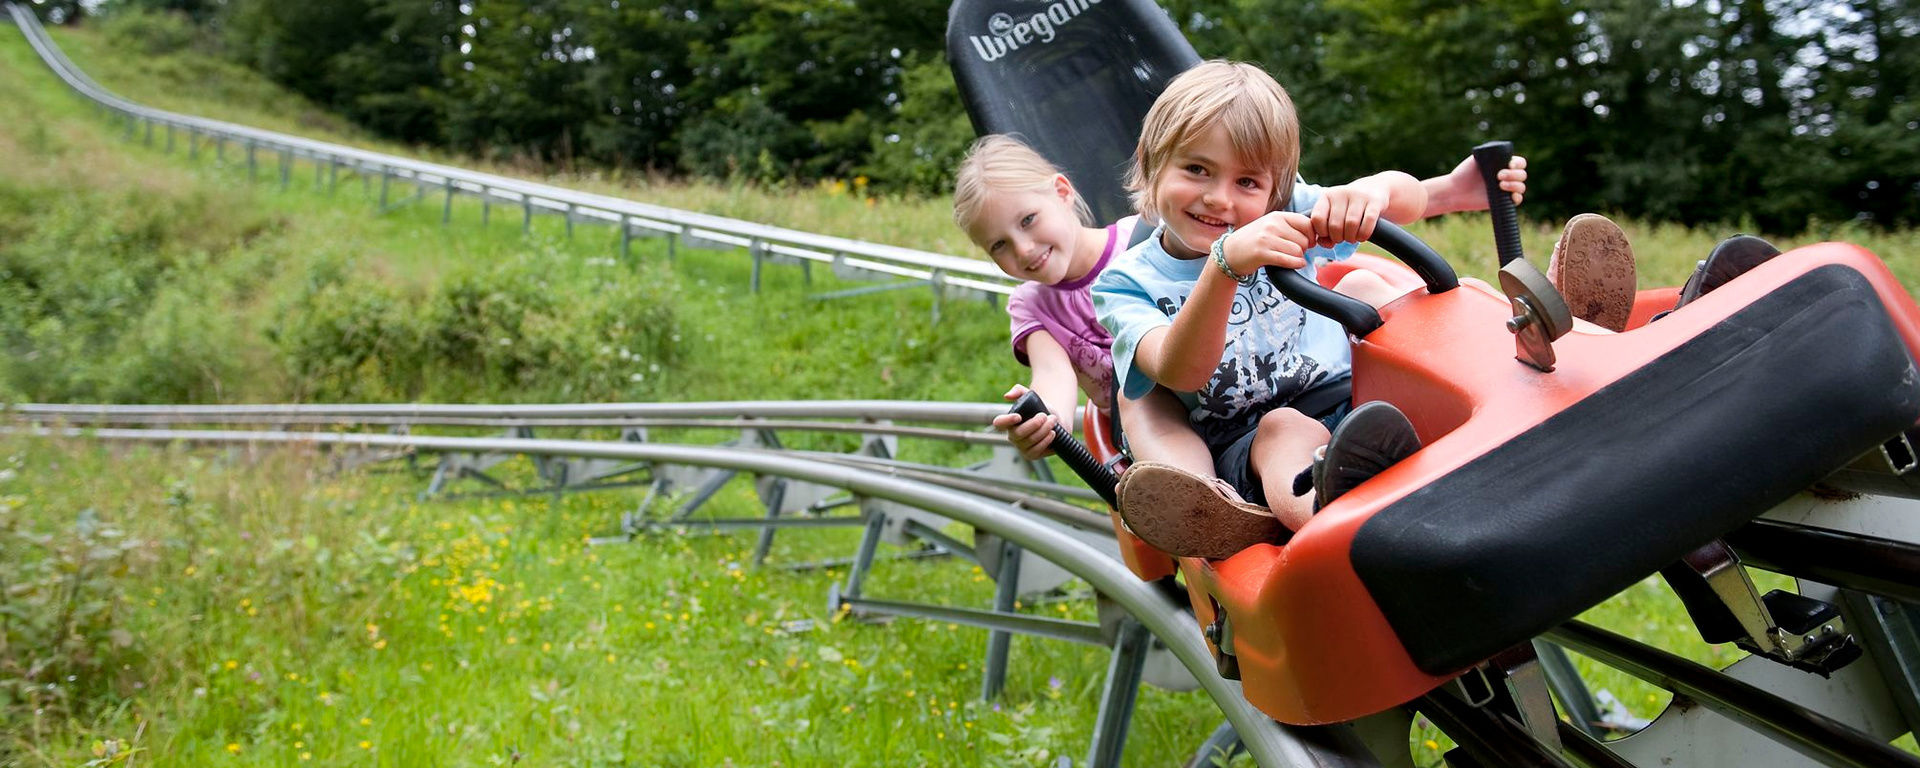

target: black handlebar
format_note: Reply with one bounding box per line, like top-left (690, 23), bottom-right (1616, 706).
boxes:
top-left (1472, 140), bottom-right (1525, 267)
top-left (1260, 218), bottom-right (1459, 340)
top-left (1009, 390), bottom-right (1118, 507)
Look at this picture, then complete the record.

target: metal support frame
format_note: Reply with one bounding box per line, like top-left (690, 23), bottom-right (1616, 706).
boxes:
top-left (1532, 640), bottom-right (1603, 738)
top-left (982, 537), bottom-right (1024, 701)
top-left (750, 238), bottom-right (766, 293)
top-left (1838, 593), bottom-right (1920, 738)
top-left (1544, 620), bottom-right (1919, 767)
top-left (1087, 618), bottom-right (1151, 768)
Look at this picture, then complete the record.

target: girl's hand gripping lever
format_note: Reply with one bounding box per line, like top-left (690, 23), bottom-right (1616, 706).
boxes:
top-left (1009, 390), bottom-right (1118, 508)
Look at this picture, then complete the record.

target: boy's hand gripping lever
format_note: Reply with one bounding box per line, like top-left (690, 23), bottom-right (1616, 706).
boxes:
top-left (1474, 140), bottom-right (1572, 372)
top-left (1009, 390), bottom-right (1118, 508)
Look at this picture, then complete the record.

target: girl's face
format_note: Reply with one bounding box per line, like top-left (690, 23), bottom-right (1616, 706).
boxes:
top-left (965, 175), bottom-right (1083, 285)
top-left (1151, 123), bottom-right (1275, 258)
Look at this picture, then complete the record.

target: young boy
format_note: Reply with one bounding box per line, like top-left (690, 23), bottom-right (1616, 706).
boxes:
top-left (1092, 60), bottom-right (1431, 559)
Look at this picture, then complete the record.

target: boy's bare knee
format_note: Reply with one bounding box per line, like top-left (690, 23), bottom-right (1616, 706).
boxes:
top-left (1332, 269), bottom-right (1407, 309)
top-left (1253, 408), bottom-right (1330, 448)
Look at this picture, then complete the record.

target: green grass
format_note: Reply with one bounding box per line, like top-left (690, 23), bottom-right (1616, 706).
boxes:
top-left (5, 15), bottom-right (1919, 768)
top-left (3, 434), bottom-right (1249, 767)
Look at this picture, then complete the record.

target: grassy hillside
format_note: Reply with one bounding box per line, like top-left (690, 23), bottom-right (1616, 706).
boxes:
top-left (2, 16), bottom-right (1032, 408)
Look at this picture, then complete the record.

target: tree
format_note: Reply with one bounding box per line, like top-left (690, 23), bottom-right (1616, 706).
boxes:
top-left (439, 0), bottom-right (596, 164)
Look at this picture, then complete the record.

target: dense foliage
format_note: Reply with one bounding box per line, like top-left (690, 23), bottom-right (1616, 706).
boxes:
top-left (42, 0), bottom-right (1920, 232)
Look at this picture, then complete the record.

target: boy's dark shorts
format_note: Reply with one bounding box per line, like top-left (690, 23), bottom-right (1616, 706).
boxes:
top-left (1210, 399), bottom-right (1351, 506)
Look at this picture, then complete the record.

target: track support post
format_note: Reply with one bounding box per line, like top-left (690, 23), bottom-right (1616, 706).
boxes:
top-left (982, 537), bottom-right (1022, 701)
top-left (1086, 618), bottom-right (1149, 768)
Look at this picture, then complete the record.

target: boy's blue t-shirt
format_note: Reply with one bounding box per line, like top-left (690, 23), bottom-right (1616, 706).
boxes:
top-left (1092, 181), bottom-right (1358, 441)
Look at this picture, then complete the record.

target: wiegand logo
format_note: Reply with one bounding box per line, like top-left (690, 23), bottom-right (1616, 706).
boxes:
top-left (968, 0), bottom-right (1104, 62)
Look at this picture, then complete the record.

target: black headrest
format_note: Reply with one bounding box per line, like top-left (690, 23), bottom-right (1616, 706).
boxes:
top-left (946, 0), bottom-right (1199, 224)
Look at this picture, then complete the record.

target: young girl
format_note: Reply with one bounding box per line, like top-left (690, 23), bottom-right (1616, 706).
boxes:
top-left (955, 135), bottom-right (1214, 476)
top-left (1092, 60), bottom-right (1521, 559)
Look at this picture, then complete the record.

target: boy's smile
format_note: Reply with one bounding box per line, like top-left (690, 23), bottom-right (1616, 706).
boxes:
top-left (1154, 124), bottom-right (1275, 259)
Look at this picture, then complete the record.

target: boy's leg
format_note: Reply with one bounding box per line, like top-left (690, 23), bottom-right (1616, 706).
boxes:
top-left (1312, 400), bottom-right (1423, 509)
top-left (1116, 386), bottom-right (1213, 476)
top-left (1330, 268), bottom-right (1409, 309)
top-left (1549, 213), bottom-right (1637, 332)
top-left (1675, 234), bottom-right (1781, 308)
top-left (1242, 408), bottom-right (1332, 532)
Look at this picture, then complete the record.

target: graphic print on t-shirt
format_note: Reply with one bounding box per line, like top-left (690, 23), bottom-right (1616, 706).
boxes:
top-left (1187, 279), bottom-right (1318, 427)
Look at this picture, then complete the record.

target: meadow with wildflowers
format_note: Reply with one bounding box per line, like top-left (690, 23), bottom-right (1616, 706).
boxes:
top-left (6, 16), bottom-right (1920, 768)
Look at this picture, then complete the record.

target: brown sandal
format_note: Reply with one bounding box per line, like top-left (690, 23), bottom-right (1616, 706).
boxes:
top-left (1115, 462), bottom-right (1287, 560)
top-left (1548, 213), bottom-right (1637, 332)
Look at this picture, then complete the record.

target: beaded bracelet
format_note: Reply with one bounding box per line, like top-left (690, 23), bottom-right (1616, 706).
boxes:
top-left (1210, 227), bottom-right (1255, 286)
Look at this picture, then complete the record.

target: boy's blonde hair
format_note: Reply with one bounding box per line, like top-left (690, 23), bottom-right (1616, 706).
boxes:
top-left (952, 135), bottom-right (1094, 230)
top-left (1127, 61), bottom-right (1300, 221)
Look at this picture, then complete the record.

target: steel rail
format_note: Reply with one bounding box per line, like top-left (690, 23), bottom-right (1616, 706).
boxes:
top-left (7, 399), bottom-right (1012, 425)
top-left (3, 4), bottom-right (1015, 301)
top-left (8, 400), bottom-right (1106, 500)
top-left (14, 413), bottom-right (1011, 446)
top-left (775, 448), bottom-right (1112, 530)
top-left (14, 424), bottom-right (1361, 768)
top-left (777, 449), bottom-right (1103, 503)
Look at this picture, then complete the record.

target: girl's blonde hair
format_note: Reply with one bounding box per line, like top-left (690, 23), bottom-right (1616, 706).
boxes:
top-left (952, 135), bottom-right (1094, 230)
top-left (1126, 61), bottom-right (1301, 222)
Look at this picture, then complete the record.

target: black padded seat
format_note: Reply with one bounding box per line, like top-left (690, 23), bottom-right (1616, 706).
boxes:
top-left (1352, 265), bottom-right (1920, 675)
top-left (947, 0), bottom-right (1199, 224)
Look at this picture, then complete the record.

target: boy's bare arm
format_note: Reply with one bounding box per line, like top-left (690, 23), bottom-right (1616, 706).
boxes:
top-left (1131, 270), bottom-right (1237, 393)
top-left (1135, 213), bottom-right (1313, 392)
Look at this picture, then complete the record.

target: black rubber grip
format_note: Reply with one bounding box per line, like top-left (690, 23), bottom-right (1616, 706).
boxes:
top-left (1264, 265), bottom-right (1383, 337)
top-left (1472, 140), bottom-right (1524, 267)
top-left (1255, 219), bottom-right (1458, 340)
top-left (1010, 390), bottom-right (1118, 507)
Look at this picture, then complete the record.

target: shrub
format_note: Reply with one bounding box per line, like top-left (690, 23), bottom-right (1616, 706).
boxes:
top-left (100, 7), bottom-right (200, 57)
top-left (272, 247), bottom-right (682, 402)
top-left (0, 480), bottom-right (150, 724)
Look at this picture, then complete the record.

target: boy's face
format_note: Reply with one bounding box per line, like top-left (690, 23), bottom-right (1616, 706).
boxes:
top-left (1152, 123), bottom-right (1275, 259)
top-left (965, 176), bottom-right (1083, 285)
